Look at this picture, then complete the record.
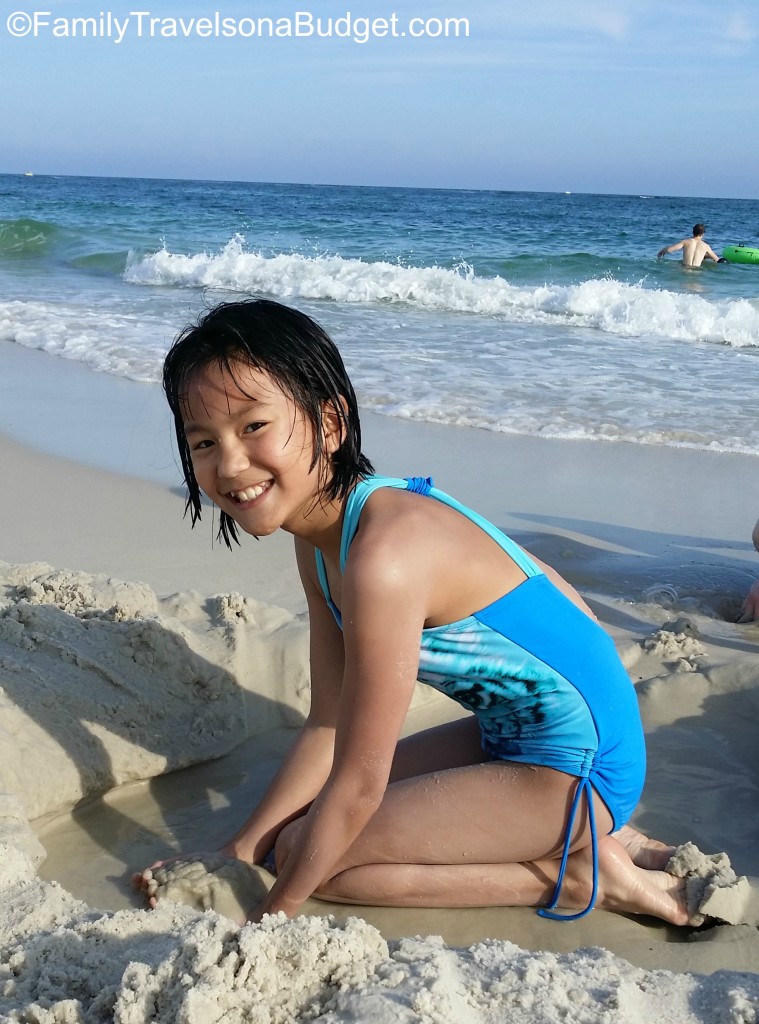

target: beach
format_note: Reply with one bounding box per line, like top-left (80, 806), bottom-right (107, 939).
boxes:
top-left (2, 340), bottom-right (759, 1021)
top-left (3, 174), bottom-right (759, 1020)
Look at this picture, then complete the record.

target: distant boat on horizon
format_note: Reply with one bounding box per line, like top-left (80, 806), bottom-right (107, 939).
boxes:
top-left (23, 171), bottom-right (34, 177)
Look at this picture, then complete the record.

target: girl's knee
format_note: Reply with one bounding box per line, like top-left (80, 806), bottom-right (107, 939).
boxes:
top-left (272, 818), bottom-right (302, 873)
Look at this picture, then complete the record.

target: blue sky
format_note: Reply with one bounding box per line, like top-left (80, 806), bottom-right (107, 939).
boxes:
top-left (2, 0), bottom-right (757, 198)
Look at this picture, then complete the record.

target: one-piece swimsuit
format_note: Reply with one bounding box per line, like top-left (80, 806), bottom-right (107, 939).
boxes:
top-left (313, 475), bottom-right (647, 919)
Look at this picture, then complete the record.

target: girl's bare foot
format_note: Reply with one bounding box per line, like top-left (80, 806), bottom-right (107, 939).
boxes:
top-left (612, 824), bottom-right (676, 870)
top-left (562, 834), bottom-right (690, 925)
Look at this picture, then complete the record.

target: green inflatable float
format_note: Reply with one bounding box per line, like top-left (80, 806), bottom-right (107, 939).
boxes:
top-left (722, 244), bottom-right (759, 265)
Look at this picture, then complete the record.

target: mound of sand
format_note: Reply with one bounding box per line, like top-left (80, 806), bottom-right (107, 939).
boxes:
top-left (2, 561), bottom-right (759, 1022)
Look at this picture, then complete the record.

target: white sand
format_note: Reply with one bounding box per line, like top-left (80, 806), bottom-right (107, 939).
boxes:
top-left (2, 351), bottom-right (759, 1020)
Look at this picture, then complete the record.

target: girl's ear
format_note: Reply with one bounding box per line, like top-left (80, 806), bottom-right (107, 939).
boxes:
top-left (321, 397), bottom-right (347, 455)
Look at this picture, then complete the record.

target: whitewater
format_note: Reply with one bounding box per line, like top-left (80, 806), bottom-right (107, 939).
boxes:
top-left (1, 176), bottom-right (758, 453)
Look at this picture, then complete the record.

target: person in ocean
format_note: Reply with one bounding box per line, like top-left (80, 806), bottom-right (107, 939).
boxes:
top-left (657, 223), bottom-right (720, 267)
top-left (134, 298), bottom-right (692, 926)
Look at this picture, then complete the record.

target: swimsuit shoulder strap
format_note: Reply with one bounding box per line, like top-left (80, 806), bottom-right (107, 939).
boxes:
top-left (339, 475), bottom-right (411, 571)
top-left (314, 475), bottom-right (542, 624)
top-left (314, 476), bottom-right (410, 623)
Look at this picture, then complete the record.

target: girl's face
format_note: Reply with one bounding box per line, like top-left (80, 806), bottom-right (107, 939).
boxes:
top-left (182, 360), bottom-right (339, 540)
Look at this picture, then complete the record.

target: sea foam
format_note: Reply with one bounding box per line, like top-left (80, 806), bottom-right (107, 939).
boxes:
top-left (123, 236), bottom-right (759, 349)
top-left (0, 299), bottom-right (169, 382)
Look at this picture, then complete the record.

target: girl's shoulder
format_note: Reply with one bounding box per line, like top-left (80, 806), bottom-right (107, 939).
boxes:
top-left (356, 482), bottom-right (438, 531)
top-left (346, 485), bottom-right (447, 577)
top-left (341, 489), bottom-right (444, 620)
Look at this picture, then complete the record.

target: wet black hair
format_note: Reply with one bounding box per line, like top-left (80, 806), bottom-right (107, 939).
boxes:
top-left (163, 298), bottom-right (374, 548)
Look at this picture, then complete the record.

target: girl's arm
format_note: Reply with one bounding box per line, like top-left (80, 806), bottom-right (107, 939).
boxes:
top-left (254, 529), bottom-right (427, 919)
top-left (223, 540), bottom-right (347, 865)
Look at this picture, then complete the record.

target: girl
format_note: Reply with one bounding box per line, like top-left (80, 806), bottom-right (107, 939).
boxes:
top-left (137, 298), bottom-right (689, 926)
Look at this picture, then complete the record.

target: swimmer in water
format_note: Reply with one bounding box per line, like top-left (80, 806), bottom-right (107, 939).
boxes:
top-left (657, 223), bottom-right (720, 267)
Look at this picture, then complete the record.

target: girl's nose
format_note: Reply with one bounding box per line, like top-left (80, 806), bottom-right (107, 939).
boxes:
top-left (217, 440), bottom-right (250, 480)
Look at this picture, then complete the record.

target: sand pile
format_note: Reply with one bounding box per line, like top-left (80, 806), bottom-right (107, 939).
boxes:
top-left (2, 561), bottom-right (759, 1022)
top-left (3, 842), bottom-right (759, 1023)
top-left (0, 561), bottom-right (311, 828)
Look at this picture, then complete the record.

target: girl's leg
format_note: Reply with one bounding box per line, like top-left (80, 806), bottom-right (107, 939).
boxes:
top-left (391, 718), bottom-right (677, 875)
top-left (314, 838), bottom-right (688, 924)
top-left (389, 715), bottom-right (486, 780)
top-left (273, 759), bottom-right (690, 925)
top-left (276, 759), bottom-right (606, 875)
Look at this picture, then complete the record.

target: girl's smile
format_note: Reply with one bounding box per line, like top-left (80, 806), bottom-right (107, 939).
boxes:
top-left (228, 481), bottom-right (272, 506)
top-left (181, 360), bottom-right (341, 543)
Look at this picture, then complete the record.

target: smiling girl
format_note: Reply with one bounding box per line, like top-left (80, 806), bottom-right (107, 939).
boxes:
top-left (135, 298), bottom-right (690, 926)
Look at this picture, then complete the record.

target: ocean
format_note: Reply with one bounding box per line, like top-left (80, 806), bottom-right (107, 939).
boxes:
top-left (1, 174), bottom-right (758, 455)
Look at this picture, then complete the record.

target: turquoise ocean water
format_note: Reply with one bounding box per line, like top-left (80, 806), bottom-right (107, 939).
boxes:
top-left (1, 174), bottom-right (758, 454)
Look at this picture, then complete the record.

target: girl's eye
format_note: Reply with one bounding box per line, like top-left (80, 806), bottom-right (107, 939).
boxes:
top-left (244, 422), bottom-right (265, 433)
top-left (191, 439), bottom-right (214, 451)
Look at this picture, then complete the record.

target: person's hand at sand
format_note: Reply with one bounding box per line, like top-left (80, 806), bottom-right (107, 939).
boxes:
top-left (132, 845), bottom-right (241, 909)
top-left (738, 578), bottom-right (759, 623)
top-left (133, 705), bottom-right (340, 915)
top-left (132, 818), bottom-right (283, 911)
top-left (737, 518), bottom-right (759, 623)
top-left (133, 853), bottom-right (274, 924)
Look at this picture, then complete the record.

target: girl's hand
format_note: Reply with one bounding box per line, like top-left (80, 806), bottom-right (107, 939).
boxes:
top-left (131, 843), bottom-right (242, 907)
top-left (247, 903), bottom-right (266, 925)
top-left (131, 852), bottom-right (215, 908)
top-left (133, 849), bottom-right (274, 923)
top-left (738, 579), bottom-right (759, 623)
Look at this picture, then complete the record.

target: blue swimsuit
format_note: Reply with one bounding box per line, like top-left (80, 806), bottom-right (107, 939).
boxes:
top-left (314, 475), bottom-right (646, 919)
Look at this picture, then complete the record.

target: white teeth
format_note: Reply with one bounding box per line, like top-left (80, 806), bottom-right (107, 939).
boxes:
top-left (231, 483), bottom-right (267, 502)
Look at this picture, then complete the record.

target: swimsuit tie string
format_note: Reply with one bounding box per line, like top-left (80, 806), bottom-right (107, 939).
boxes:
top-left (537, 776), bottom-right (599, 921)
